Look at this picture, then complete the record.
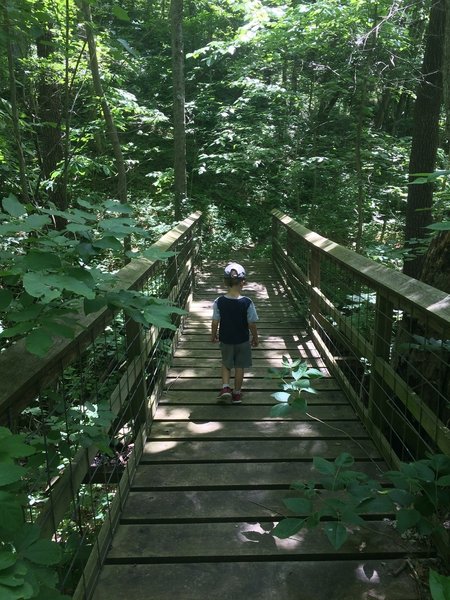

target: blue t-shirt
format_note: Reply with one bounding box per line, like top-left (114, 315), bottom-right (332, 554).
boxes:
top-left (212, 295), bottom-right (259, 344)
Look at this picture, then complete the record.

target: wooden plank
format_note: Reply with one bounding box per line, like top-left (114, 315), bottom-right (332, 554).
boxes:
top-left (141, 438), bottom-right (381, 462)
top-left (157, 390), bottom-right (349, 405)
top-left (150, 420), bottom-right (369, 440)
top-left (107, 521), bottom-right (427, 560)
top-left (121, 486), bottom-right (387, 521)
top-left (166, 366), bottom-right (330, 378)
top-left (93, 561), bottom-right (420, 600)
top-left (131, 461), bottom-right (383, 489)
top-left (154, 404), bottom-right (358, 421)
top-left (163, 377), bottom-right (340, 390)
top-left (171, 356), bottom-right (327, 367)
top-left (177, 340), bottom-right (311, 350)
top-left (172, 347), bottom-right (324, 359)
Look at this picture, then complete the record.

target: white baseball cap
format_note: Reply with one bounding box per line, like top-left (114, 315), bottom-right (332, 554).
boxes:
top-left (224, 262), bottom-right (246, 279)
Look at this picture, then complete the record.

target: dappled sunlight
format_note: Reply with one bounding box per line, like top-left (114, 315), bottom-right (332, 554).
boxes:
top-left (186, 421), bottom-right (223, 433)
top-left (356, 564), bottom-right (380, 584)
top-left (145, 440), bottom-right (179, 454)
top-left (273, 532), bottom-right (305, 551)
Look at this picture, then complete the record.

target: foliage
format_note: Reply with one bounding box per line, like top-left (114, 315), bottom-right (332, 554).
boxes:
top-left (0, 195), bottom-right (183, 356)
top-left (268, 355), bottom-right (323, 417)
top-left (0, 427), bottom-right (70, 600)
top-left (429, 569), bottom-right (450, 600)
top-left (270, 357), bottom-right (450, 596)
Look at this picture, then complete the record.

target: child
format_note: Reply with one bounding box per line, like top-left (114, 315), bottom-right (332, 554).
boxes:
top-left (211, 262), bottom-right (259, 403)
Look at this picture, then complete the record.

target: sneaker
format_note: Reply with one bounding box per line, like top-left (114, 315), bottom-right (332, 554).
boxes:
top-left (232, 391), bottom-right (243, 404)
top-left (217, 386), bottom-right (232, 400)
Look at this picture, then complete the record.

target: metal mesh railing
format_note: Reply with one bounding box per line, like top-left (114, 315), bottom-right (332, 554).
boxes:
top-left (272, 209), bottom-right (450, 468)
top-left (0, 211), bottom-right (202, 599)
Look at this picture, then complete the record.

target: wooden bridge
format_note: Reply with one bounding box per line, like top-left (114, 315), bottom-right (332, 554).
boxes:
top-left (1, 211), bottom-right (449, 600)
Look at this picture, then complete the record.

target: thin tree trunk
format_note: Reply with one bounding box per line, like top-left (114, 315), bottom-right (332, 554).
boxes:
top-left (80, 0), bottom-right (127, 208)
top-left (403, 0), bottom-right (445, 278)
top-left (170, 0), bottom-right (186, 220)
top-left (36, 25), bottom-right (67, 218)
top-left (2, 0), bottom-right (30, 203)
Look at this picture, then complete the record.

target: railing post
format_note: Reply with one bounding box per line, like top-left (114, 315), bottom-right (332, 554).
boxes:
top-left (125, 317), bottom-right (148, 430)
top-left (368, 294), bottom-right (394, 436)
top-left (271, 213), bottom-right (279, 266)
top-left (309, 247), bottom-right (321, 329)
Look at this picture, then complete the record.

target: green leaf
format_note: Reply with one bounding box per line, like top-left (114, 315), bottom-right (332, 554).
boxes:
top-left (84, 296), bottom-right (107, 315)
top-left (271, 391), bottom-right (290, 403)
top-left (23, 539), bottom-right (61, 566)
top-left (2, 195), bottom-right (26, 217)
top-left (0, 289), bottom-right (13, 311)
top-left (22, 273), bottom-right (61, 302)
top-left (93, 236), bottom-right (123, 251)
top-left (426, 221), bottom-right (450, 231)
top-left (0, 581), bottom-right (34, 600)
top-left (313, 456), bottom-right (336, 475)
top-left (22, 252), bottom-right (61, 271)
top-left (272, 518), bottom-right (305, 539)
top-left (117, 38), bottom-right (139, 59)
top-left (0, 550), bottom-right (16, 571)
top-left (141, 248), bottom-right (176, 261)
top-left (34, 586), bottom-right (72, 600)
top-left (66, 223), bottom-right (91, 234)
top-left (24, 214), bottom-right (51, 229)
top-left (25, 328), bottom-right (53, 357)
top-left (323, 522), bottom-right (348, 549)
top-left (112, 5), bottom-right (130, 20)
top-left (0, 464), bottom-right (27, 486)
top-left (0, 435), bottom-right (35, 459)
top-left (437, 475), bottom-right (450, 487)
top-left (396, 508), bottom-right (421, 533)
top-left (0, 491), bottom-right (25, 532)
top-left (335, 452), bottom-right (355, 468)
top-left (305, 368), bottom-right (323, 379)
top-left (290, 396), bottom-right (307, 411)
top-left (270, 404), bottom-right (292, 417)
top-left (283, 497), bottom-right (313, 514)
top-left (429, 568), bottom-right (450, 600)
top-left (0, 322), bottom-right (34, 339)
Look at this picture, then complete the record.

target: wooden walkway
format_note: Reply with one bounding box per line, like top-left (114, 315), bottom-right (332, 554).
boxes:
top-left (92, 261), bottom-right (423, 600)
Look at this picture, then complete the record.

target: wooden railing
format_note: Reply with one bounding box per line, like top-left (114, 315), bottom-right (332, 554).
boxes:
top-left (272, 210), bottom-right (450, 468)
top-left (0, 211), bottom-right (202, 599)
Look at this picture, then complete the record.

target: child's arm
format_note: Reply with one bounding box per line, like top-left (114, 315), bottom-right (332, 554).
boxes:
top-left (249, 322), bottom-right (259, 347)
top-left (211, 319), bottom-right (219, 342)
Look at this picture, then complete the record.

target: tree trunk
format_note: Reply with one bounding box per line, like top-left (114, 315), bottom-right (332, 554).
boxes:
top-left (403, 0), bottom-right (445, 279)
top-left (2, 0), bottom-right (30, 203)
top-left (170, 0), bottom-right (186, 220)
top-left (80, 0), bottom-right (127, 208)
top-left (420, 231), bottom-right (450, 293)
top-left (36, 26), bottom-right (67, 217)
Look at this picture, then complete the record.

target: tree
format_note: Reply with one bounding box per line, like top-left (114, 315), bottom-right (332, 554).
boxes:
top-left (403, 0), bottom-right (445, 279)
top-left (170, 0), bottom-right (187, 220)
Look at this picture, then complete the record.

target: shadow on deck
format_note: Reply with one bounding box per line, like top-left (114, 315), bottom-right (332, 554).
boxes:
top-left (92, 261), bottom-right (423, 600)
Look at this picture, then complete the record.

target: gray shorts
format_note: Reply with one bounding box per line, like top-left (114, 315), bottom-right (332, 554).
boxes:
top-left (220, 341), bottom-right (252, 369)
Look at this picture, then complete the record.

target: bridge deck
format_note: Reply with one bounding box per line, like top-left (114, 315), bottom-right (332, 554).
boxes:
top-left (92, 261), bottom-right (422, 600)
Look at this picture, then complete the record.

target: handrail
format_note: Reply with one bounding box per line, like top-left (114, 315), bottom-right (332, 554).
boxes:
top-left (272, 209), bottom-right (450, 467)
top-left (0, 211), bottom-right (202, 599)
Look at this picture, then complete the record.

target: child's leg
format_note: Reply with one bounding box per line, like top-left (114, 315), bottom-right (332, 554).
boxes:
top-left (222, 364), bottom-right (231, 386)
top-left (234, 367), bottom-right (244, 391)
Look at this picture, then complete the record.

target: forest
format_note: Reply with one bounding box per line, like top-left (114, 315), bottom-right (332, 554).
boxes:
top-left (0, 0), bottom-right (450, 599)
top-left (1, 0), bottom-right (450, 354)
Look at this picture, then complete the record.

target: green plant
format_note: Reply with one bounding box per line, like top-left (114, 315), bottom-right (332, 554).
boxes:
top-left (0, 427), bottom-right (70, 599)
top-left (429, 569), bottom-right (450, 600)
top-left (269, 355), bottom-right (323, 417)
top-left (269, 358), bottom-right (450, 597)
top-left (0, 195), bottom-right (183, 356)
